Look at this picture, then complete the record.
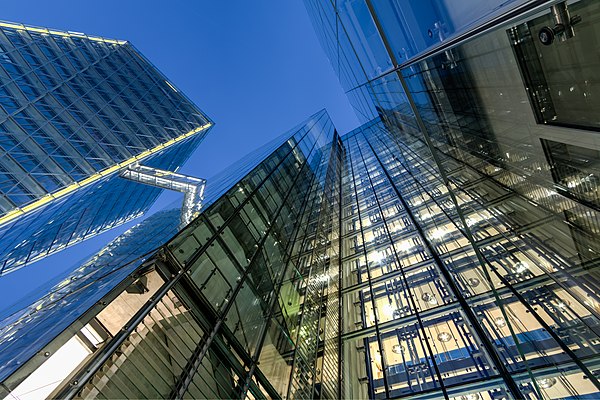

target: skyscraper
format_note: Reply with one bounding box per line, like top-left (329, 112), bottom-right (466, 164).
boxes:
top-left (2, 1), bottom-right (600, 399)
top-left (305, 0), bottom-right (599, 398)
top-left (302, 0), bottom-right (599, 265)
top-left (0, 109), bottom-right (336, 399)
top-left (3, 110), bottom-right (600, 399)
top-left (0, 21), bottom-right (212, 275)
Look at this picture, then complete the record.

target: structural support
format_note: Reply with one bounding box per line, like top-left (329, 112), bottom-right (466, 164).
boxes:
top-left (120, 164), bottom-right (206, 228)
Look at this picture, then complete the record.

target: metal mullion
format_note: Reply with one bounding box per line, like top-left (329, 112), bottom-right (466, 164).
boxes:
top-left (113, 322), bottom-right (180, 390)
top-left (173, 111), bottom-right (329, 271)
top-left (75, 174), bottom-right (139, 239)
top-left (460, 185), bottom-right (600, 321)
top-left (137, 311), bottom-right (214, 390)
top-left (54, 262), bottom-right (186, 399)
top-left (221, 159), bottom-right (326, 394)
top-left (327, 0), bottom-right (384, 99)
top-left (51, 205), bottom-right (88, 250)
top-left (162, 298), bottom-right (206, 340)
top-left (230, 301), bottom-right (252, 353)
top-left (365, 124), bottom-right (528, 397)
top-left (140, 312), bottom-right (197, 370)
top-left (310, 153), bottom-right (341, 398)
top-left (314, 0), bottom-right (394, 119)
top-left (356, 134), bottom-right (448, 399)
top-left (384, 126), bottom-right (600, 373)
top-left (240, 153), bottom-right (321, 382)
top-left (56, 116), bottom-right (330, 400)
top-left (188, 354), bottom-right (238, 400)
top-left (407, 355), bottom-right (600, 400)
top-left (186, 154), bottom-right (300, 265)
top-left (111, 333), bottom-right (172, 397)
top-left (394, 132), bottom-right (559, 234)
top-left (344, 3), bottom-right (556, 100)
top-left (98, 346), bottom-right (159, 399)
top-left (171, 123), bottom-right (330, 399)
top-left (286, 149), bottom-right (337, 398)
top-left (11, 41), bottom-right (130, 160)
top-left (83, 65), bottom-right (162, 140)
top-left (347, 258), bottom-right (592, 345)
top-left (342, 136), bottom-right (391, 399)
top-left (336, 142), bottom-right (346, 398)
top-left (179, 286), bottom-right (268, 400)
top-left (87, 367), bottom-right (132, 399)
top-left (245, 138), bottom-right (334, 398)
top-left (393, 375), bottom-right (507, 400)
top-left (396, 126), bottom-right (600, 320)
top-left (66, 46), bottom-right (156, 150)
top-left (121, 46), bottom-right (193, 127)
top-left (243, 377), bottom-right (270, 400)
top-left (377, 142), bottom-right (515, 261)
top-left (98, 55), bottom-right (184, 143)
top-left (146, 301), bottom-right (203, 361)
top-left (110, 326), bottom-right (172, 397)
top-left (214, 335), bottom-right (272, 400)
top-left (185, 356), bottom-right (240, 398)
top-left (0, 114), bottom-right (75, 185)
top-left (342, 255), bottom-right (429, 295)
top-left (285, 203), bottom-right (328, 384)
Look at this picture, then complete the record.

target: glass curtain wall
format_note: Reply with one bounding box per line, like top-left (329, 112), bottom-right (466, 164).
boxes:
top-left (305, 0), bottom-right (600, 399)
top-left (0, 111), bottom-right (339, 400)
top-left (339, 119), bottom-right (600, 399)
top-left (0, 22), bottom-right (212, 274)
top-left (3, 1), bottom-right (600, 398)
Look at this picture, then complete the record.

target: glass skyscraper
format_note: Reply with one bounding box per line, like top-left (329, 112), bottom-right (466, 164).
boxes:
top-left (0, 21), bottom-right (212, 275)
top-left (0, 110), bottom-right (337, 399)
top-left (301, 0), bottom-right (600, 398)
top-left (2, 1), bottom-right (600, 399)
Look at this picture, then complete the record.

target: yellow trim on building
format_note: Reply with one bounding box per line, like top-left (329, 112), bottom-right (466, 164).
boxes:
top-left (0, 123), bottom-right (212, 227)
top-left (0, 21), bottom-right (128, 45)
top-left (165, 81), bottom-right (179, 92)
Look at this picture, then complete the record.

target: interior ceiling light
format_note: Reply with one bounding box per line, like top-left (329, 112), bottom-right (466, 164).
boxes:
top-left (391, 344), bottom-right (404, 354)
top-left (397, 240), bottom-right (413, 252)
top-left (557, 300), bottom-right (570, 309)
top-left (458, 394), bottom-right (481, 400)
top-left (421, 292), bottom-right (438, 305)
top-left (467, 277), bottom-right (481, 287)
top-left (494, 317), bottom-right (507, 328)
top-left (437, 332), bottom-right (452, 342)
top-left (430, 228), bottom-right (447, 240)
top-left (370, 251), bottom-right (385, 264)
top-left (513, 261), bottom-right (530, 274)
top-left (537, 377), bottom-right (557, 389)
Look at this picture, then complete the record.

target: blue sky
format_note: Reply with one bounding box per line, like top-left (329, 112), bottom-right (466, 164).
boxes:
top-left (0, 1), bottom-right (358, 315)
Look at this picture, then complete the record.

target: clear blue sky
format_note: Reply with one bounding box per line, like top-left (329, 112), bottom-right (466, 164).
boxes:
top-left (0, 1), bottom-right (359, 315)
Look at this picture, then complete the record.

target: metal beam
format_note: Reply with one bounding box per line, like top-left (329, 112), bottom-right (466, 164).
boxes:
top-left (120, 164), bottom-right (206, 228)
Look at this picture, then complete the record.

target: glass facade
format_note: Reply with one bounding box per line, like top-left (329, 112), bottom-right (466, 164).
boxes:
top-left (0, 111), bottom-right (337, 398)
top-left (3, 107), bottom-right (599, 399)
top-left (308, 0), bottom-right (599, 398)
top-left (0, 21), bottom-right (212, 274)
top-left (338, 121), bottom-right (600, 399)
top-left (2, 1), bottom-right (600, 399)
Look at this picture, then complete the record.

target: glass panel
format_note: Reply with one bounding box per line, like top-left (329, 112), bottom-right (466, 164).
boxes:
top-left (511, 1), bottom-right (600, 130)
